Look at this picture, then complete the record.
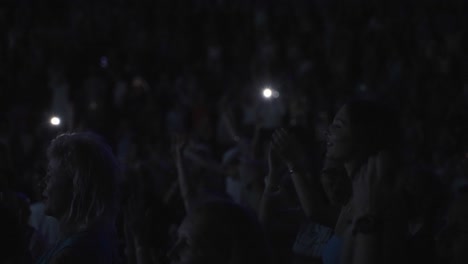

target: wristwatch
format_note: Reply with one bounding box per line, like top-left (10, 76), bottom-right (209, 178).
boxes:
top-left (352, 215), bottom-right (381, 235)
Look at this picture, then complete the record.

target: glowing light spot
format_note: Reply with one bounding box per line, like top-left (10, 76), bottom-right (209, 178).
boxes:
top-left (50, 117), bottom-right (61, 126)
top-left (263, 88), bottom-right (272, 98)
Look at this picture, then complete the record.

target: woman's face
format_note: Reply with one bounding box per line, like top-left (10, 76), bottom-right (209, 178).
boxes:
top-left (326, 105), bottom-right (355, 160)
top-left (43, 158), bottom-right (73, 219)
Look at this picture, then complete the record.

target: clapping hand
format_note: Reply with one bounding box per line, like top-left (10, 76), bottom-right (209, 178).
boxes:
top-left (352, 151), bottom-right (392, 219)
top-left (271, 128), bottom-right (304, 168)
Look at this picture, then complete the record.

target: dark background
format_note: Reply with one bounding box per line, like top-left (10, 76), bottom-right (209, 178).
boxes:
top-left (1, 0), bottom-right (467, 204)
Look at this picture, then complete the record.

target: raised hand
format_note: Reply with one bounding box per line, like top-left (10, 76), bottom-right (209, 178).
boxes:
top-left (171, 135), bottom-right (188, 158)
top-left (352, 151), bottom-right (392, 219)
top-left (265, 143), bottom-right (283, 188)
top-left (171, 134), bottom-right (193, 212)
top-left (271, 128), bottom-right (304, 168)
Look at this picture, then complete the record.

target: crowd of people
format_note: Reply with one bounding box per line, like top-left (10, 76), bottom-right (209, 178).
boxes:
top-left (1, 0), bottom-right (468, 263)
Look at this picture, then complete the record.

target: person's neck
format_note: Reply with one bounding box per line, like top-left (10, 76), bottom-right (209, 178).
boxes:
top-left (344, 154), bottom-right (367, 179)
top-left (57, 217), bottom-right (82, 240)
top-left (344, 161), bottom-right (359, 179)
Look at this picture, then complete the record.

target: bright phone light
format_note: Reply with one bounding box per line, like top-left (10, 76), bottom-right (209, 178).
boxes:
top-left (50, 116), bottom-right (61, 126)
top-left (263, 88), bottom-right (273, 98)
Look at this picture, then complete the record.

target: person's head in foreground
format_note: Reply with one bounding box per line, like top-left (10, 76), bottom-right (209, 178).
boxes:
top-left (437, 190), bottom-right (468, 264)
top-left (43, 132), bottom-right (119, 234)
top-left (168, 200), bottom-right (271, 264)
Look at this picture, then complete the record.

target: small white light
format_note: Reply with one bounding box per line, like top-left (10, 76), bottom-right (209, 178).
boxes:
top-left (50, 117), bottom-right (61, 126)
top-left (263, 88), bottom-right (272, 98)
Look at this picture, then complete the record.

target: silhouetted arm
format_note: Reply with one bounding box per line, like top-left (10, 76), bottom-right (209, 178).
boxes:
top-left (173, 136), bottom-right (196, 213)
top-left (288, 165), bottom-right (340, 227)
top-left (272, 128), bottom-right (340, 227)
top-left (258, 145), bottom-right (282, 225)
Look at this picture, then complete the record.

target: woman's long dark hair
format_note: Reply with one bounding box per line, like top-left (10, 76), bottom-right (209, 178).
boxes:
top-left (47, 132), bottom-right (120, 230)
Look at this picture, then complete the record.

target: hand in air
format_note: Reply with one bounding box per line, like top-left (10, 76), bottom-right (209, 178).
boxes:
top-left (265, 143), bottom-right (283, 187)
top-left (271, 128), bottom-right (304, 168)
top-left (352, 151), bottom-right (392, 218)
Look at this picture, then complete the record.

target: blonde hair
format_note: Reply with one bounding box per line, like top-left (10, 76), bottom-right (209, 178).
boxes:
top-left (47, 132), bottom-right (120, 229)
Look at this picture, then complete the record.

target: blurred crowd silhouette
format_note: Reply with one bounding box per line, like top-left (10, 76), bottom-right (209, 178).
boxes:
top-left (1, 0), bottom-right (468, 264)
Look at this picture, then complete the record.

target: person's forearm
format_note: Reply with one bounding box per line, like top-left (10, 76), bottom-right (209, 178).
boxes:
top-left (289, 166), bottom-right (339, 227)
top-left (250, 124), bottom-right (262, 157)
top-left (176, 151), bottom-right (194, 212)
top-left (134, 238), bottom-right (152, 264)
top-left (341, 224), bottom-right (379, 264)
top-left (258, 175), bottom-right (281, 226)
top-left (222, 113), bottom-right (240, 142)
top-left (350, 233), bottom-right (379, 264)
top-left (289, 169), bottom-right (319, 218)
top-left (346, 212), bottom-right (405, 264)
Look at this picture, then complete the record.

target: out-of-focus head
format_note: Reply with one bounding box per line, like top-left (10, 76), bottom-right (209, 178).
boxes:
top-left (326, 99), bottom-right (399, 161)
top-left (437, 191), bottom-right (468, 264)
top-left (168, 201), bottom-right (270, 264)
top-left (320, 158), bottom-right (351, 206)
top-left (44, 132), bottom-right (120, 228)
top-left (0, 204), bottom-right (29, 263)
